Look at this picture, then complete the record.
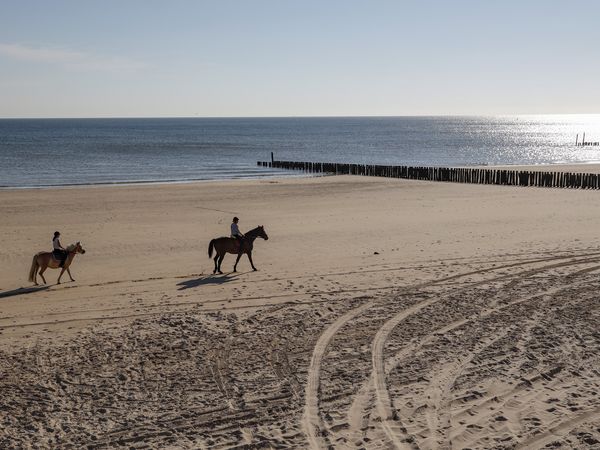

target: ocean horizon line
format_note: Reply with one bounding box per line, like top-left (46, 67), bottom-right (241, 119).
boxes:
top-left (2, 113), bottom-right (600, 121)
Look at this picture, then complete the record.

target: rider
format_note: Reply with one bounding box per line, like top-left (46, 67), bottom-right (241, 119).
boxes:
top-left (52, 231), bottom-right (67, 267)
top-left (231, 217), bottom-right (244, 251)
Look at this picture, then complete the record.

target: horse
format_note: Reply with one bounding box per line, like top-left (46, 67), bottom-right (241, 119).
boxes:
top-left (208, 226), bottom-right (269, 274)
top-left (28, 242), bottom-right (86, 285)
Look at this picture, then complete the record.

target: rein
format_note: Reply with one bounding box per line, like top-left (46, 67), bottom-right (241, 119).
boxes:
top-left (243, 227), bottom-right (263, 240)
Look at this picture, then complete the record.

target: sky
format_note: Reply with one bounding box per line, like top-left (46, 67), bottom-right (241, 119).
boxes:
top-left (1, 0), bottom-right (599, 118)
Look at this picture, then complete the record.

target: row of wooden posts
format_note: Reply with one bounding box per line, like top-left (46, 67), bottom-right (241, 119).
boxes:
top-left (258, 160), bottom-right (600, 190)
top-left (575, 133), bottom-right (600, 146)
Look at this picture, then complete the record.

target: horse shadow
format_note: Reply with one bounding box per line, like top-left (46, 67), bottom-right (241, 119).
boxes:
top-left (0, 286), bottom-right (50, 299)
top-left (176, 272), bottom-right (245, 291)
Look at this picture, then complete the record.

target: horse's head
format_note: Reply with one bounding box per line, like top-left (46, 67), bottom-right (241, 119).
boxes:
top-left (67, 242), bottom-right (86, 254)
top-left (258, 225), bottom-right (269, 241)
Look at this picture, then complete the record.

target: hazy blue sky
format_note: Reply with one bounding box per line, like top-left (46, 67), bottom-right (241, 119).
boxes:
top-left (1, 1), bottom-right (599, 118)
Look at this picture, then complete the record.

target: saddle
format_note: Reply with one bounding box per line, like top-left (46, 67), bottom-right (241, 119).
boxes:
top-left (232, 237), bottom-right (244, 253)
top-left (52, 250), bottom-right (67, 267)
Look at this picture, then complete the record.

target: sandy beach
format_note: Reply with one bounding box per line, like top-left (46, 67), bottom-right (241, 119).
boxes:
top-left (1, 174), bottom-right (600, 449)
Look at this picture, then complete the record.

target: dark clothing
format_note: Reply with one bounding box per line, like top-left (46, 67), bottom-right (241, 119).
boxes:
top-left (52, 249), bottom-right (68, 267)
top-left (235, 235), bottom-right (244, 252)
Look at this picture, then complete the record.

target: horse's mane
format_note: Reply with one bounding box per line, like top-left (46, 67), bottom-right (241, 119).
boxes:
top-left (66, 243), bottom-right (77, 251)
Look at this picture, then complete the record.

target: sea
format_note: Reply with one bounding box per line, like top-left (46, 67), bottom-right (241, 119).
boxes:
top-left (1, 115), bottom-right (599, 189)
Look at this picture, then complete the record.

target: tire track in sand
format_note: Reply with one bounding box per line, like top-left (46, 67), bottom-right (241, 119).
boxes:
top-left (302, 300), bottom-right (373, 450)
top-left (424, 331), bottom-right (511, 450)
top-left (303, 252), bottom-right (600, 449)
top-left (304, 265), bottom-right (516, 448)
top-left (369, 255), bottom-right (600, 449)
top-left (426, 283), bottom-right (589, 448)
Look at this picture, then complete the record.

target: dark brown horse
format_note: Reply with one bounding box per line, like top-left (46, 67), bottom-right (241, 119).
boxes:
top-left (28, 242), bottom-right (86, 285)
top-left (208, 226), bottom-right (268, 274)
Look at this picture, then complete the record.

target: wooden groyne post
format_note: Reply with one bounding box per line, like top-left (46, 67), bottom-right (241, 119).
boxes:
top-left (257, 159), bottom-right (600, 190)
top-left (576, 132), bottom-right (600, 147)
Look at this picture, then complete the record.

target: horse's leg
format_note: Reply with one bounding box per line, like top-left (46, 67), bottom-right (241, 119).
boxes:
top-left (217, 254), bottom-right (225, 274)
top-left (39, 264), bottom-right (47, 285)
top-left (67, 267), bottom-right (75, 282)
top-left (32, 260), bottom-right (38, 285)
top-left (213, 254), bottom-right (219, 274)
top-left (57, 267), bottom-right (66, 284)
top-left (247, 251), bottom-right (257, 271)
top-left (233, 252), bottom-right (243, 272)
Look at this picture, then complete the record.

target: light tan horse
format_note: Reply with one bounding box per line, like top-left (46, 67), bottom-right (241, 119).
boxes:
top-left (28, 242), bottom-right (86, 285)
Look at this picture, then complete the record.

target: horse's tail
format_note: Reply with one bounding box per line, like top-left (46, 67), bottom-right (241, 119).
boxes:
top-left (28, 254), bottom-right (39, 282)
top-left (208, 239), bottom-right (215, 258)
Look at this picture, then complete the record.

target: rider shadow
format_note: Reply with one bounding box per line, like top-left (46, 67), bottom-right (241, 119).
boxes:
top-left (0, 286), bottom-right (50, 299)
top-left (176, 272), bottom-right (244, 291)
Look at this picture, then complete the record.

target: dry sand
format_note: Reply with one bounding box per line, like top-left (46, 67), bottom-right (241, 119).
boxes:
top-left (1, 174), bottom-right (599, 449)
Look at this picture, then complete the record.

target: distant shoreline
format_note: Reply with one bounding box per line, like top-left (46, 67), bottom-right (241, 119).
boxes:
top-left (0, 171), bottom-right (316, 191)
top-left (2, 161), bottom-right (600, 191)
